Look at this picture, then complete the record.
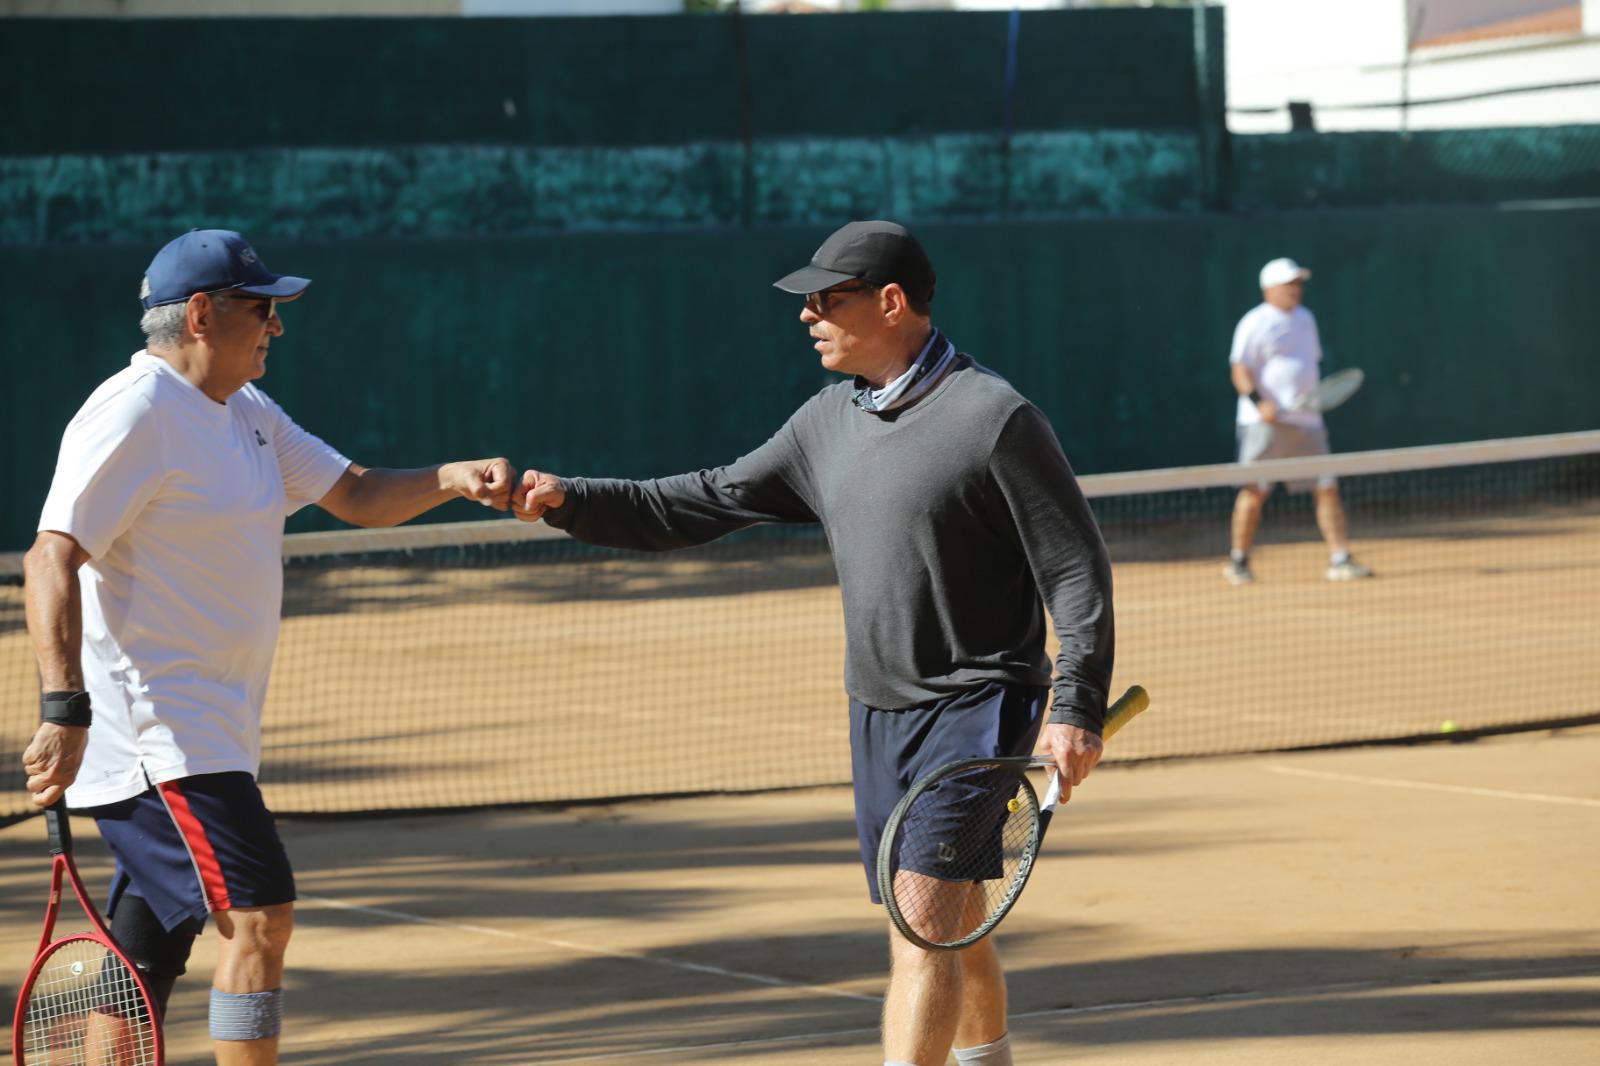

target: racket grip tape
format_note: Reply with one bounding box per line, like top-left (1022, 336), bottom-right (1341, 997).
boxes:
top-left (44, 803), bottom-right (72, 855)
top-left (1101, 685), bottom-right (1149, 742)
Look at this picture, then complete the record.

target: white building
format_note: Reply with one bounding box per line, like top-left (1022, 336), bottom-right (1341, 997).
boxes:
top-left (9, 0), bottom-right (1597, 135)
top-left (1223, 0), bottom-right (1600, 132)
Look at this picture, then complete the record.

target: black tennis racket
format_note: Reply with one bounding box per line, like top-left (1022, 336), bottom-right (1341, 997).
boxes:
top-left (11, 805), bottom-right (164, 1065)
top-left (877, 684), bottom-right (1149, 951)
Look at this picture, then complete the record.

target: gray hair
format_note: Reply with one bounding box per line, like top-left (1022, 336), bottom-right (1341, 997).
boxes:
top-left (140, 302), bottom-right (188, 349)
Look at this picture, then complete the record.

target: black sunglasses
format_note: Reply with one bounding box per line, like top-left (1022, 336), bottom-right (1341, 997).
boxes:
top-left (804, 282), bottom-right (877, 317)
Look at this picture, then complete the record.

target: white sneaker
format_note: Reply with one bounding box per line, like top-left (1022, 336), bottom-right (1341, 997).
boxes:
top-left (1223, 558), bottom-right (1254, 584)
top-left (1326, 557), bottom-right (1374, 581)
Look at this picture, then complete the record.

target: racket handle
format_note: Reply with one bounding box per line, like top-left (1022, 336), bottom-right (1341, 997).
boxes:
top-left (1036, 684), bottom-right (1149, 813)
top-left (44, 803), bottom-right (72, 856)
top-left (1040, 771), bottom-right (1063, 812)
top-left (1101, 685), bottom-right (1149, 741)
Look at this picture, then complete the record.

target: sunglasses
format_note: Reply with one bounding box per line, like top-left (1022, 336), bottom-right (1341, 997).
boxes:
top-left (804, 282), bottom-right (877, 317)
top-left (208, 292), bottom-right (279, 323)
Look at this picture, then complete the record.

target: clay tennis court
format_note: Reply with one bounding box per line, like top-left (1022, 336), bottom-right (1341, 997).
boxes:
top-left (230, 502), bottom-right (1600, 798)
top-left (1, 490), bottom-right (1595, 1061)
top-left (7, 505), bottom-right (1593, 817)
top-left (2, 725), bottom-right (1597, 1063)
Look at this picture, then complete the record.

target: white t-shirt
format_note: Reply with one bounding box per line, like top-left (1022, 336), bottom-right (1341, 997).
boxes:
top-left (38, 351), bottom-right (350, 807)
top-left (1229, 303), bottom-right (1325, 430)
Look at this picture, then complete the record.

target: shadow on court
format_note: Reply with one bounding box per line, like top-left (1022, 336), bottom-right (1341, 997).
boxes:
top-left (2, 727), bottom-right (1597, 1064)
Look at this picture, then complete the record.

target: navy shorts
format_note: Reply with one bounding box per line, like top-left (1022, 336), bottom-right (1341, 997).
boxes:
top-left (851, 681), bottom-right (1048, 904)
top-left (82, 772), bottom-right (296, 934)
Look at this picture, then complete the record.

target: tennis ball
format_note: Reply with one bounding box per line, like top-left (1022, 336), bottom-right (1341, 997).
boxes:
top-left (1440, 720), bottom-right (1459, 734)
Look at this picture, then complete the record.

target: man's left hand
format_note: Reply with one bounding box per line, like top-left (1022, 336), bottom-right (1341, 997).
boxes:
top-left (442, 458), bottom-right (514, 510)
top-left (1037, 722), bottom-right (1103, 805)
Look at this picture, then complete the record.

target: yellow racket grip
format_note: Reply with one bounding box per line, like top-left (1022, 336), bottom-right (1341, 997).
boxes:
top-left (1101, 685), bottom-right (1150, 742)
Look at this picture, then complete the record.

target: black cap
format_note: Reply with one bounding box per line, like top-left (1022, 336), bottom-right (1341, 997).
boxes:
top-left (773, 220), bottom-right (936, 305)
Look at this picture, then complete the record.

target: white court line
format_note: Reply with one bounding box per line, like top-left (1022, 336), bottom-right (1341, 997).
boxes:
top-left (1266, 765), bottom-right (1600, 807)
top-left (298, 894), bottom-right (879, 1003)
top-left (535, 963), bottom-right (1600, 1064)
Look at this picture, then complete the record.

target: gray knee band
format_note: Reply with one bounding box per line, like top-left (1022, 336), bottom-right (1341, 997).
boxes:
top-left (209, 988), bottom-right (283, 1041)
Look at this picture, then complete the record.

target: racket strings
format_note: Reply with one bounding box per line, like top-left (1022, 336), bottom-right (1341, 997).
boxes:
top-left (21, 937), bottom-right (158, 1065)
top-left (889, 768), bottom-right (1038, 947)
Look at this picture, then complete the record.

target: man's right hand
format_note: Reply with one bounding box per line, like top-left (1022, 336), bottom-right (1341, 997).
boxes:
top-left (1256, 399), bottom-right (1280, 424)
top-left (512, 469), bottom-right (567, 523)
top-left (22, 722), bottom-right (88, 808)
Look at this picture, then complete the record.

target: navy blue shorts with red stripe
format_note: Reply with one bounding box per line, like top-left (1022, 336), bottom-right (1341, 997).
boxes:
top-left (82, 771), bottom-right (296, 934)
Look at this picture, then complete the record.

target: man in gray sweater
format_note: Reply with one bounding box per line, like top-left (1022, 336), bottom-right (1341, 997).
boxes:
top-left (513, 220), bottom-right (1114, 1066)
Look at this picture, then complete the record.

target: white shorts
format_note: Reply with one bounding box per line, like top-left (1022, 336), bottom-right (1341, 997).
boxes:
top-left (1237, 422), bottom-right (1335, 493)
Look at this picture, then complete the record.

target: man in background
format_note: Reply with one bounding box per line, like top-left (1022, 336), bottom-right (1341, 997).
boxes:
top-left (22, 229), bottom-right (514, 1066)
top-left (1225, 257), bottom-right (1373, 584)
top-left (513, 220), bottom-right (1115, 1066)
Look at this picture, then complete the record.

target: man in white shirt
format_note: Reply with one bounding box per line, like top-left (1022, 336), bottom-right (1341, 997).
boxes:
top-left (1225, 257), bottom-right (1373, 584)
top-left (20, 229), bottom-right (515, 1066)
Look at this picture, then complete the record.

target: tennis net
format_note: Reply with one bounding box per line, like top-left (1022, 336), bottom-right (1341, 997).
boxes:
top-left (1, 430), bottom-right (1596, 818)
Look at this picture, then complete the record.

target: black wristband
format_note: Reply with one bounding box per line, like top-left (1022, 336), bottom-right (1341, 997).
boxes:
top-left (1247, 389), bottom-right (1263, 405)
top-left (41, 690), bottom-right (92, 728)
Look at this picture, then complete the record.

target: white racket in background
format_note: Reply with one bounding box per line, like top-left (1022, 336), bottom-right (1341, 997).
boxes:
top-left (1288, 368), bottom-right (1364, 414)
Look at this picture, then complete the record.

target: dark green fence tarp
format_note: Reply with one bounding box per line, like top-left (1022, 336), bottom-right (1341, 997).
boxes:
top-left (1235, 126), bottom-right (1600, 210)
top-left (0, 131), bottom-right (1207, 246)
top-left (0, 9), bottom-right (1210, 156)
top-left (6, 202), bottom-right (1597, 549)
top-left (3, 10), bottom-right (1596, 551)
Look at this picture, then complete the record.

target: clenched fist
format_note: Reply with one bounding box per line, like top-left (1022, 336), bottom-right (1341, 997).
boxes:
top-left (441, 458), bottom-right (515, 511)
top-left (512, 469), bottom-right (567, 523)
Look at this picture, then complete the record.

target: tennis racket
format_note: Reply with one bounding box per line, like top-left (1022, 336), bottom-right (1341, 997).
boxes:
top-left (1287, 367), bottom-right (1364, 413)
top-left (878, 684), bottom-right (1149, 952)
top-left (12, 805), bottom-right (164, 1065)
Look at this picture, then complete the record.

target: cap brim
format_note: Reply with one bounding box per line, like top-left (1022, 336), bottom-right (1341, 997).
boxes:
top-left (772, 264), bottom-right (859, 294)
top-left (239, 275), bottom-right (312, 300)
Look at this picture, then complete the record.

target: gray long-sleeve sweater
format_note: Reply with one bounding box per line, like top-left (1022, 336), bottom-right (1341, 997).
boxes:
top-left (542, 354), bottom-right (1115, 731)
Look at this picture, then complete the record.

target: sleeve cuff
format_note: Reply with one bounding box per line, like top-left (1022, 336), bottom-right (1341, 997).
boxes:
top-left (540, 479), bottom-right (579, 529)
top-left (1047, 707), bottom-right (1103, 734)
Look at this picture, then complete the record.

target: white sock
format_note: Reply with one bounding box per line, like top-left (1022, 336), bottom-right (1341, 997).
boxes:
top-left (1331, 549), bottom-right (1351, 565)
top-left (885, 1061), bottom-right (918, 1066)
top-left (954, 1031), bottom-right (1014, 1065)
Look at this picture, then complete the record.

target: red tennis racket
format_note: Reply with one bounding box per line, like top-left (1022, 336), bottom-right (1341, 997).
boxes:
top-left (12, 805), bottom-right (164, 1065)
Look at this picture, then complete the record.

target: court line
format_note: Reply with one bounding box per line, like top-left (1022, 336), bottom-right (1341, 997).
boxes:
top-left (535, 962), bottom-right (1600, 1063)
top-left (298, 894), bottom-right (879, 1003)
top-left (1266, 765), bottom-right (1600, 807)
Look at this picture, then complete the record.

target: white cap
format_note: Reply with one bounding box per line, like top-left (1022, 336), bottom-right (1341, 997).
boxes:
top-left (1259, 257), bottom-right (1311, 289)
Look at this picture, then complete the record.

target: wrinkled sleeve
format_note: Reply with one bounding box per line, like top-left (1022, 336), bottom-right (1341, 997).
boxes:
top-left (544, 414), bottom-right (818, 551)
top-left (37, 390), bottom-right (167, 560)
top-left (260, 391), bottom-right (352, 515)
top-left (988, 404), bottom-right (1115, 731)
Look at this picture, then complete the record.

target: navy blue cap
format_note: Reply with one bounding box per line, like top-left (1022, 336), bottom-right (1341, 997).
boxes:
top-left (139, 229), bottom-right (311, 310)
